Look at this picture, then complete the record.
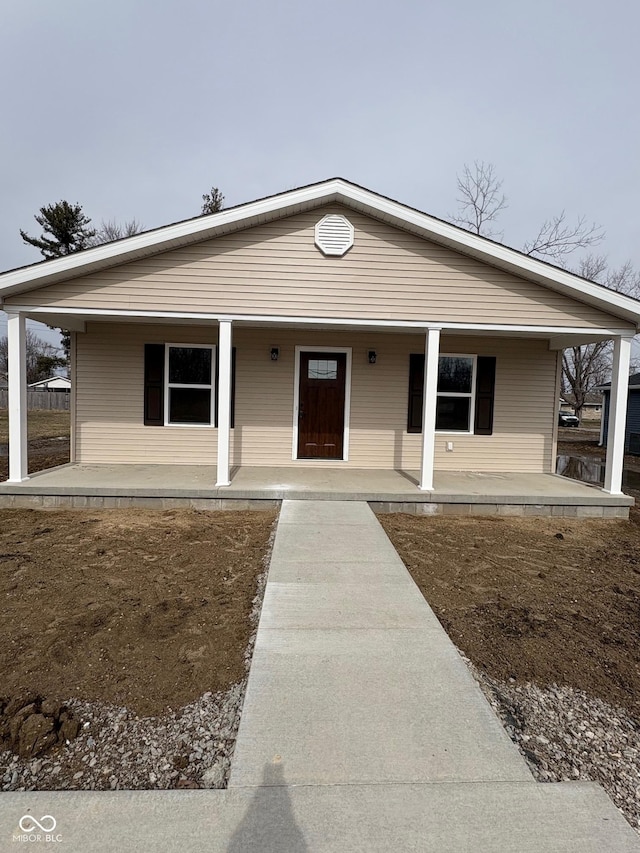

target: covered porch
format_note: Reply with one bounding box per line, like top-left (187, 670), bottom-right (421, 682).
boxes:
top-left (4, 313), bottom-right (635, 495)
top-left (0, 463), bottom-right (632, 517)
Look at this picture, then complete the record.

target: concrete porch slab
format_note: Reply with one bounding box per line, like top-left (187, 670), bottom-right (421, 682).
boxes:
top-left (0, 464), bottom-right (632, 512)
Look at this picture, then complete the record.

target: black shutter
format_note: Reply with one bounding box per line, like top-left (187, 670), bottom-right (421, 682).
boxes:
top-left (144, 344), bottom-right (165, 426)
top-left (474, 356), bottom-right (496, 435)
top-left (214, 347), bottom-right (237, 428)
top-left (407, 354), bottom-right (425, 433)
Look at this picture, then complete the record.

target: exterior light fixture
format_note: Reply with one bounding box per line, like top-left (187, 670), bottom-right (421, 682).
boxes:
top-left (368, 350), bottom-right (377, 364)
top-left (270, 347), bottom-right (280, 361)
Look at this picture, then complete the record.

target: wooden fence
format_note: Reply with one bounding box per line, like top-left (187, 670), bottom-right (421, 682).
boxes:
top-left (0, 390), bottom-right (70, 410)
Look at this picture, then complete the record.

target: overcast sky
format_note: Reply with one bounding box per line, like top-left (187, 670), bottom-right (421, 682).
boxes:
top-left (1, 0), bottom-right (639, 348)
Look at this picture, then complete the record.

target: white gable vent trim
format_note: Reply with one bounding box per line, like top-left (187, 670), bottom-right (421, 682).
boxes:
top-left (314, 214), bottom-right (354, 256)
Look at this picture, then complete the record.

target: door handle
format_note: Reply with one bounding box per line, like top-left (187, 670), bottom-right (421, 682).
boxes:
top-left (299, 403), bottom-right (304, 420)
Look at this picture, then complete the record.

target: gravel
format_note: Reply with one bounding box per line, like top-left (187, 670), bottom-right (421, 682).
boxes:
top-left (9, 512), bottom-right (636, 834)
top-left (468, 659), bottom-right (640, 834)
top-left (0, 531), bottom-right (272, 793)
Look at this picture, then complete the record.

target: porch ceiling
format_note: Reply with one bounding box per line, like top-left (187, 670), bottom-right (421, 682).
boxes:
top-left (20, 309), bottom-right (623, 345)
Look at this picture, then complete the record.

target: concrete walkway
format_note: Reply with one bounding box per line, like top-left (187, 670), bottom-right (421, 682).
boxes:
top-left (1, 500), bottom-right (639, 851)
top-left (229, 500), bottom-right (532, 786)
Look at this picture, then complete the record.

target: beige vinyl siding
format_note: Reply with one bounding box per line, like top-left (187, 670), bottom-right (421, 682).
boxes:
top-left (76, 323), bottom-right (556, 473)
top-left (11, 206), bottom-right (630, 331)
top-left (76, 324), bottom-right (218, 464)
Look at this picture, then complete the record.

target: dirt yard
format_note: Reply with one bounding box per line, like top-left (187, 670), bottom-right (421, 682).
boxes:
top-left (0, 409), bottom-right (70, 479)
top-left (0, 508), bottom-right (276, 717)
top-left (378, 512), bottom-right (640, 721)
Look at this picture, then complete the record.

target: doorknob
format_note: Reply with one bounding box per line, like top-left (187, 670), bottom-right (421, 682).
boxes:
top-left (299, 403), bottom-right (304, 420)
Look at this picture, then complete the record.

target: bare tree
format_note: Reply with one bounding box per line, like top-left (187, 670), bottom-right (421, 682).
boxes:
top-left (449, 161), bottom-right (507, 238)
top-left (449, 162), bottom-right (639, 421)
top-left (604, 260), bottom-right (640, 297)
top-left (0, 330), bottom-right (66, 385)
top-left (88, 219), bottom-right (144, 246)
top-left (562, 345), bottom-right (611, 420)
top-left (522, 212), bottom-right (603, 266)
top-left (561, 256), bottom-right (640, 420)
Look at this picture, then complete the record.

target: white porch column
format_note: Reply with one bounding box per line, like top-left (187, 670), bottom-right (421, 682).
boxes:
top-left (7, 312), bottom-right (28, 482)
top-left (419, 327), bottom-right (441, 491)
top-left (216, 320), bottom-right (233, 487)
top-left (604, 335), bottom-right (632, 494)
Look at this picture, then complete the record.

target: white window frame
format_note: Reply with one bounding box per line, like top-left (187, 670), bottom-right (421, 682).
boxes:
top-left (292, 345), bottom-right (352, 461)
top-left (435, 353), bottom-right (477, 435)
top-left (164, 343), bottom-right (216, 428)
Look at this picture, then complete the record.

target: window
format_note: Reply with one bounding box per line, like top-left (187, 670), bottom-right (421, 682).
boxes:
top-left (435, 356), bottom-right (475, 432)
top-left (166, 345), bottom-right (214, 425)
top-left (407, 354), bottom-right (496, 435)
top-left (144, 343), bottom-right (237, 428)
top-left (308, 359), bottom-right (338, 380)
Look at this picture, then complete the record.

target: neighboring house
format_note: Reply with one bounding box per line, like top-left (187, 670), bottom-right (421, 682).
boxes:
top-left (0, 178), bottom-right (639, 494)
top-left (28, 375), bottom-right (71, 392)
top-left (597, 373), bottom-right (640, 454)
top-left (560, 393), bottom-right (603, 419)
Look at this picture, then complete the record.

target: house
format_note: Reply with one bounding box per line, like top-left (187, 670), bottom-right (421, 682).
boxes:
top-left (597, 373), bottom-right (640, 454)
top-left (28, 375), bottom-right (71, 392)
top-left (560, 393), bottom-right (603, 420)
top-left (0, 178), bottom-right (639, 505)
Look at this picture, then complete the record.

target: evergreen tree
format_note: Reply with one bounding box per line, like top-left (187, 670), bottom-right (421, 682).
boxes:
top-left (20, 201), bottom-right (96, 259)
top-left (20, 201), bottom-right (99, 358)
top-left (201, 187), bottom-right (224, 215)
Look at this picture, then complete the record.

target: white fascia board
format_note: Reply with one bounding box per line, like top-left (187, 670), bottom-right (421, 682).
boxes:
top-left (596, 384), bottom-right (640, 392)
top-left (333, 183), bottom-right (640, 327)
top-left (2, 177), bottom-right (640, 326)
top-left (0, 182), bottom-right (343, 298)
top-left (9, 304), bottom-right (633, 338)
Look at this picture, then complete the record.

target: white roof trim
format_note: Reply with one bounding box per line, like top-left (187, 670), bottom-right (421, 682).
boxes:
top-left (28, 375), bottom-right (71, 388)
top-left (596, 383), bottom-right (640, 392)
top-left (12, 304), bottom-right (632, 337)
top-left (1, 178), bottom-right (640, 327)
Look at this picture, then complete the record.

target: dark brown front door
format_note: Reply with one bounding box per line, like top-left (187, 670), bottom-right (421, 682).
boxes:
top-left (297, 351), bottom-right (347, 459)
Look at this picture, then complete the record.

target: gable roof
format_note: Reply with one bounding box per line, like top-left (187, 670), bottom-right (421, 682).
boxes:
top-left (1, 178), bottom-right (640, 328)
top-left (28, 375), bottom-right (71, 388)
top-left (597, 372), bottom-right (640, 392)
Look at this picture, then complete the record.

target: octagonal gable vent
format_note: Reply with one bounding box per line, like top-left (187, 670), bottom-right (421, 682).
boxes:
top-left (315, 214), bottom-right (354, 256)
